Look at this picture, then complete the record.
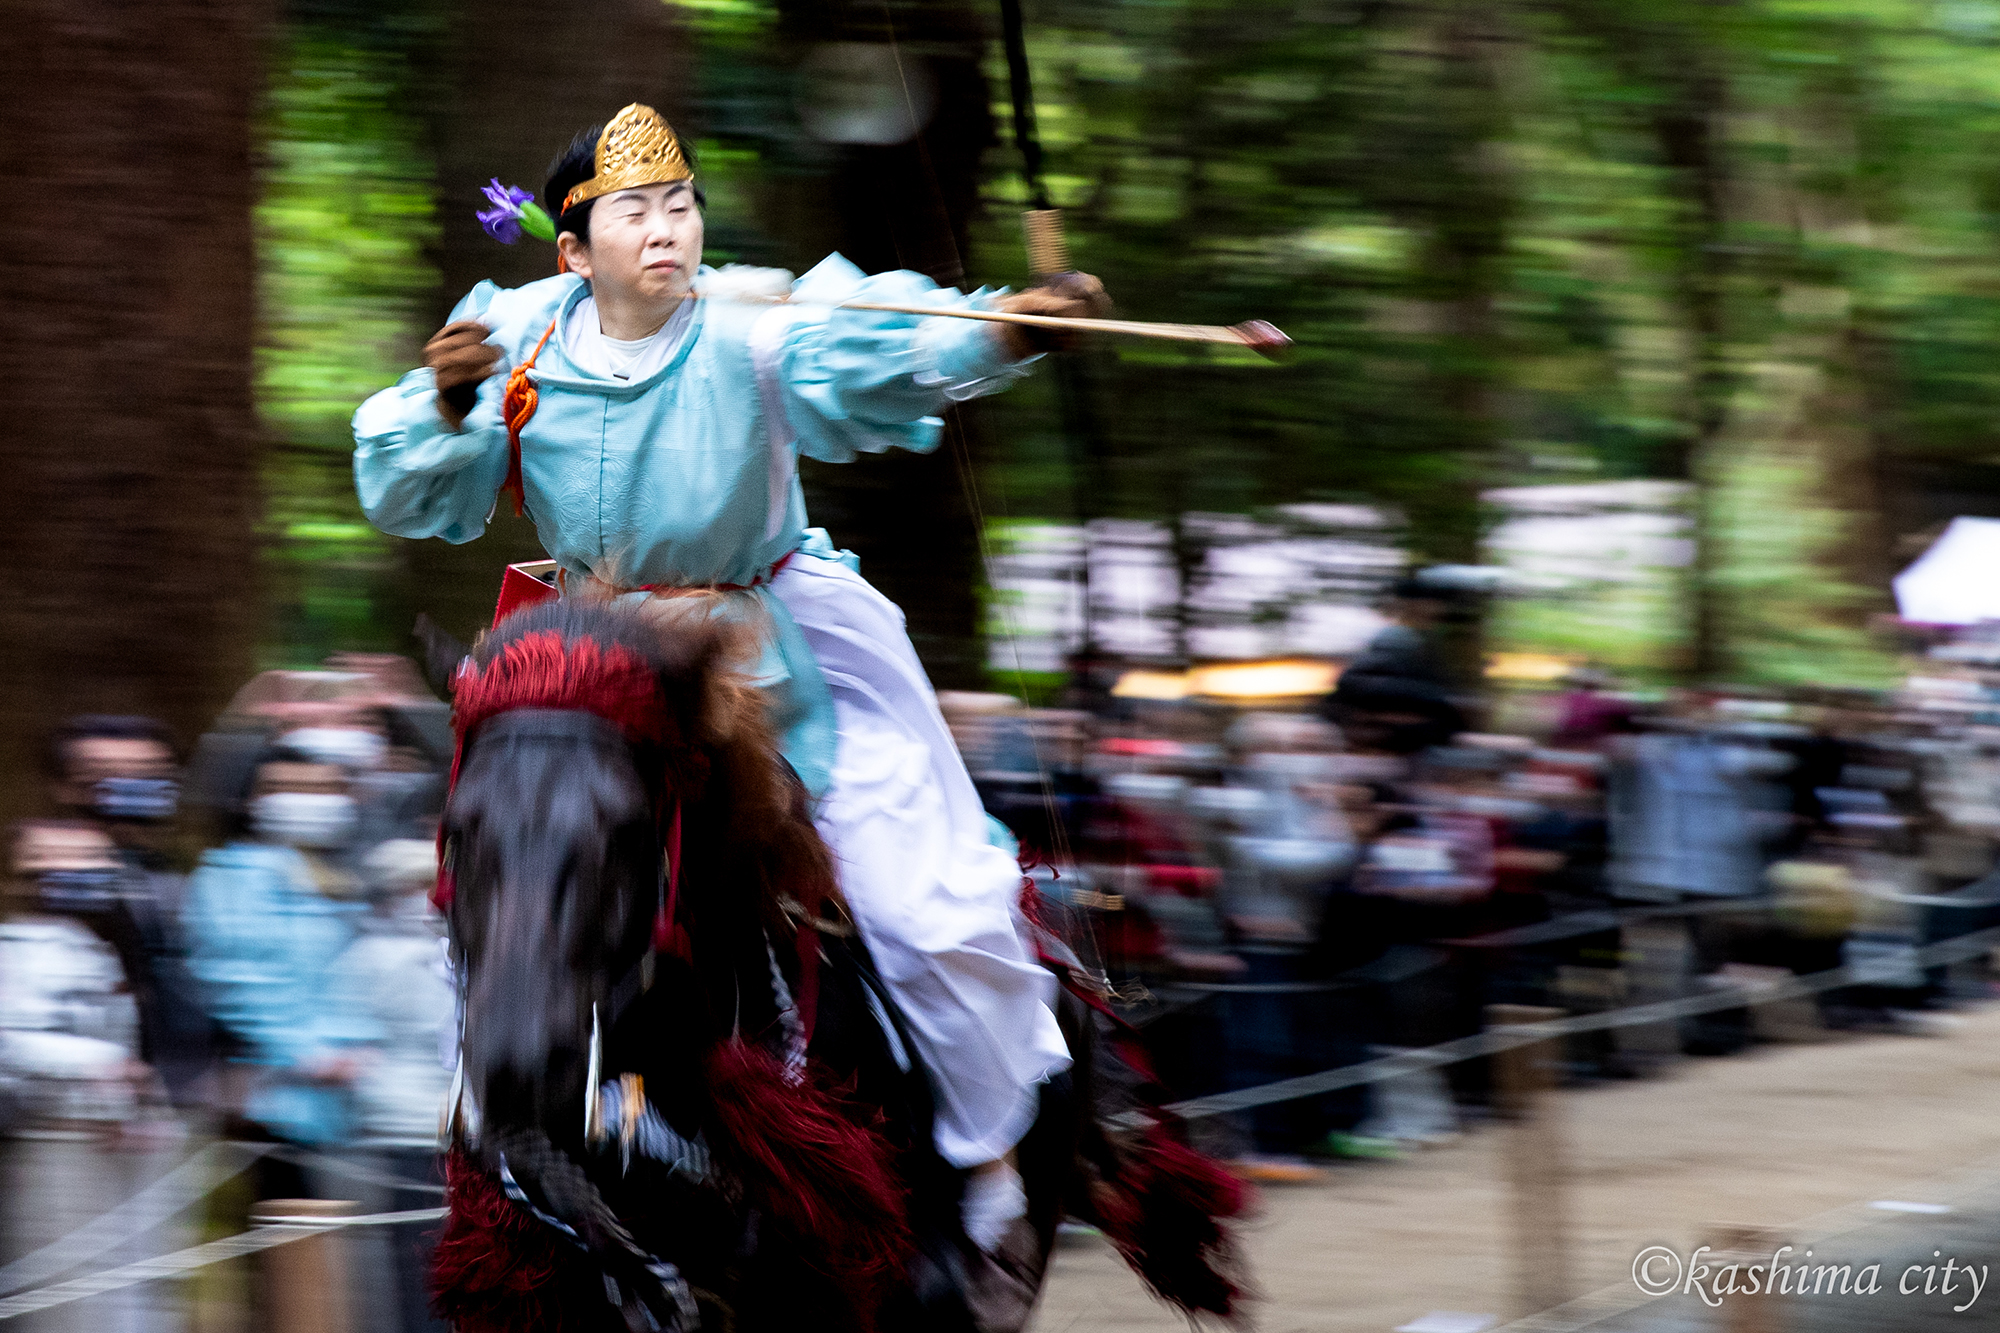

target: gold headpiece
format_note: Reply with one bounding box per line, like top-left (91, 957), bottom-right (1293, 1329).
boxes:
top-left (561, 104), bottom-right (693, 213)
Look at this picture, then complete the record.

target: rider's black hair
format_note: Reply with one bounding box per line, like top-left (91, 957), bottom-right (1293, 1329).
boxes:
top-left (544, 123), bottom-right (705, 246)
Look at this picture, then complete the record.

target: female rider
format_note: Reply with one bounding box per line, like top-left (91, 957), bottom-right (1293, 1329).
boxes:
top-left (350, 105), bottom-right (1106, 1247)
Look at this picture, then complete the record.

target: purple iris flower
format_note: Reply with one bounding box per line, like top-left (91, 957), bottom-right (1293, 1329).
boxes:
top-left (477, 178), bottom-right (536, 244)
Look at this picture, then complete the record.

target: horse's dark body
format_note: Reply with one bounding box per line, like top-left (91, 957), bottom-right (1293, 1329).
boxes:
top-left (431, 597), bottom-right (1240, 1333)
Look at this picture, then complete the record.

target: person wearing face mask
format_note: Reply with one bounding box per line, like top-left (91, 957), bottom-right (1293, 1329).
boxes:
top-left (48, 715), bottom-right (182, 853)
top-left (2, 820), bottom-right (145, 1105)
top-left (0, 820), bottom-right (167, 1323)
top-left (182, 748), bottom-right (368, 1155)
top-left (41, 716), bottom-right (216, 1106)
top-left (280, 721), bottom-right (446, 855)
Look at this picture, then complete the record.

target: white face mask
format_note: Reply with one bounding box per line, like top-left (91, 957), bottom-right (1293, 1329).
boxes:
top-left (280, 728), bottom-right (387, 771)
top-left (251, 792), bottom-right (358, 850)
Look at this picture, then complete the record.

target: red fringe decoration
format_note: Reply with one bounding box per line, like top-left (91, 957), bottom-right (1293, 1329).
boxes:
top-left (438, 627), bottom-right (699, 909)
top-left (703, 1039), bottom-right (913, 1327)
top-left (1091, 1115), bottom-right (1249, 1319)
top-left (429, 1149), bottom-right (591, 1333)
top-left (454, 630), bottom-right (670, 747)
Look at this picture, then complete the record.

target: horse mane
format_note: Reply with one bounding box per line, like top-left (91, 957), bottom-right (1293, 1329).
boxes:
top-left (459, 595), bottom-right (841, 931)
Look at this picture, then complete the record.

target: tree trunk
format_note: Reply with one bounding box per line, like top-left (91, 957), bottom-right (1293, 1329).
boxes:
top-left (0, 0), bottom-right (267, 818)
top-left (1651, 93), bottom-right (1732, 682)
top-left (1546, 0), bottom-right (1734, 681)
top-left (1408, 1), bottom-right (1512, 688)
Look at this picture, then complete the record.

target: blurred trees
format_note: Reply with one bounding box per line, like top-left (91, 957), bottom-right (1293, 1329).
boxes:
top-left (680, 0), bottom-right (1004, 688)
top-left (258, 9), bottom-right (440, 662)
top-left (245, 0), bottom-right (2000, 691)
top-left (259, 0), bottom-right (701, 654)
top-left (0, 0), bottom-right (266, 817)
top-left (946, 0), bottom-right (2000, 685)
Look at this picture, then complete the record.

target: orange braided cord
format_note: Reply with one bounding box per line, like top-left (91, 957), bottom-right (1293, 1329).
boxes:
top-left (499, 314), bottom-right (561, 518)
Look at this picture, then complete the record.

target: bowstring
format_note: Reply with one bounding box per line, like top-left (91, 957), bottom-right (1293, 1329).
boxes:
top-left (875, 4), bottom-right (1092, 926)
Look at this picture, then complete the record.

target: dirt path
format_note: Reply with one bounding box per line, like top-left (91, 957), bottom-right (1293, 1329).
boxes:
top-left (1030, 1004), bottom-right (2000, 1333)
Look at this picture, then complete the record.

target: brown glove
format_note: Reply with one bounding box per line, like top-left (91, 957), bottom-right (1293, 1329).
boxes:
top-left (424, 320), bottom-right (503, 429)
top-left (993, 272), bottom-right (1112, 358)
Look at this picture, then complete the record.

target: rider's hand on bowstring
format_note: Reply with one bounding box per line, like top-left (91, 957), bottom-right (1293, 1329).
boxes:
top-left (425, 320), bottom-right (504, 430)
top-left (994, 272), bottom-right (1111, 359)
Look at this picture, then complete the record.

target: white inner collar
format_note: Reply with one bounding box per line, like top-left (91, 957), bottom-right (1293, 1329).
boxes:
top-left (561, 294), bottom-right (695, 382)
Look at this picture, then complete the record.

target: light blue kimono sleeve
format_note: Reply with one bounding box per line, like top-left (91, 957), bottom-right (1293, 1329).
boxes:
top-left (351, 281), bottom-right (512, 543)
top-left (773, 255), bottom-right (1043, 464)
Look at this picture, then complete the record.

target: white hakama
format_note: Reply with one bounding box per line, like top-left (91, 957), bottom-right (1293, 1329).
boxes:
top-left (770, 549), bottom-right (1072, 1167)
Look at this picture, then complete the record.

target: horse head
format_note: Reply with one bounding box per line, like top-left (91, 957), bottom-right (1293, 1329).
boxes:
top-left (432, 595), bottom-right (936, 1333)
top-left (441, 595), bottom-right (806, 1140)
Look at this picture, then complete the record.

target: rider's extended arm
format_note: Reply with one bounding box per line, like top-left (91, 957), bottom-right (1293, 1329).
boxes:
top-left (767, 256), bottom-right (1042, 465)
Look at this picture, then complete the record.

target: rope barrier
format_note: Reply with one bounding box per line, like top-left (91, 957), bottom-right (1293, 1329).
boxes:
top-left (2, 921), bottom-right (1992, 1316)
top-left (0, 1208), bottom-right (446, 1322)
top-left (0, 1139), bottom-right (442, 1305)
top-left (1154, 977), bottom-right (1366, 995)
top-left (0, 1141), bottom-right (272, 1296)
top-left (1139, 922), bottom-right (2000, 1126)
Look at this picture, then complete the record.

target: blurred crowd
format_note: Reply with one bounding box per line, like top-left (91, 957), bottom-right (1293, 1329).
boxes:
top-left (2, 657), bottom-right (455, 1331)
top-left (949, 583), bottom-right (2000, 1179)
top-left (8, 586), bottom-right (2000, 1319)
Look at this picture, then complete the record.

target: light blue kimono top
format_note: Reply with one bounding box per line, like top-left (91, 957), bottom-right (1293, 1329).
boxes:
top-left (183, 842), bottom-right (365, 1145)
top-left (352, 256), bottom-right (1035, 795)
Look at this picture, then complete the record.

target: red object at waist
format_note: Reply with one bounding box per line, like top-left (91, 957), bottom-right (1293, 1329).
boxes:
top-left (492, 553), bottom-right (798, 628)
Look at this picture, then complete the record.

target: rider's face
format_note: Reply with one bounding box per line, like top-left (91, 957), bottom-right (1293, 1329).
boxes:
top-left (560, 182), bottom-right (703, 307)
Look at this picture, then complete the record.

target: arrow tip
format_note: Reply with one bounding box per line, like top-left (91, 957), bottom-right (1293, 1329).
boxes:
top-left (1232, 320), bottom-right (1291, 360)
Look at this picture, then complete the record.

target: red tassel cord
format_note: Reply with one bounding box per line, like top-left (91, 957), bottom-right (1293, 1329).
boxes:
top-left (429, 1150), bottom-right (591, 1333)
top-left (1089, 1112), bottom-right (1250, 1319)
top-left (498, 313), bottom-right (560, 519)
top-left (703, 1039), bottom-right (912, 1326)
top-left (1017, 871), bottom-right (1250, 1319)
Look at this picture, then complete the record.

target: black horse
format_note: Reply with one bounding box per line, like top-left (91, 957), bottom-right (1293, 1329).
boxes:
top-left (425, 596), bottom-right (1242, 1333)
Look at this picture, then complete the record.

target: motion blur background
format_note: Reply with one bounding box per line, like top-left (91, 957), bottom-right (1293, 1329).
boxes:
top-left (11, 0), bottom-right (2000, 1330)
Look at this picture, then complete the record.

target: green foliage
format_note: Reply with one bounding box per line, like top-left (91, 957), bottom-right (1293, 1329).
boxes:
top-left (258, 26), bottom-right (440, 666)
top-left (952, 0), bottom-right (2000, 684)
top-left (258, 0), bottom-right (2000, 687)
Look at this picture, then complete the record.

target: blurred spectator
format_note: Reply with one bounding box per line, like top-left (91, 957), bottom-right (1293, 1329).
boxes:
top-left (41, 716), bottom-right (212, 1103)
top-left (1549, 667), bottom-right (1636, 750)
top-left (1, 821), bottom-right (144, 1127)
top-left (183, 747), bottom-right (368, 1157)
top-left (1605, 710), bottom-right (1793, 903)
top-left (1326, 577), bottom-right (1468, 754)
top-left (47, 715), bottom-right (180, 853)
top-left (1191, 719), bottom-right (1369, 1169)
top-left (0, 822), bottom-right (176, 1333)
top-left (316, 837), bottom-right (452, 1333)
